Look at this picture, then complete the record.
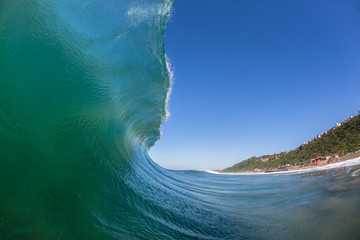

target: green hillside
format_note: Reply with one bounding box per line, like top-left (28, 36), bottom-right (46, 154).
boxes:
top-left (222, 114), bottom-right (360, 172)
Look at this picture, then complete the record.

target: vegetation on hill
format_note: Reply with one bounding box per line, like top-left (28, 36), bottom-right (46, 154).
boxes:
top-left (222, 114), bottom-right (360, 172)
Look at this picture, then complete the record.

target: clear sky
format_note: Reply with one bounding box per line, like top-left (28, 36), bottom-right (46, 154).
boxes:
top-left (149, 0), bottom-right (360, 170)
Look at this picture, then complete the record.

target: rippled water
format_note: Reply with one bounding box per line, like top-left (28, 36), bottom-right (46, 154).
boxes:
top-left (1, 1), bottom-right (360, 239)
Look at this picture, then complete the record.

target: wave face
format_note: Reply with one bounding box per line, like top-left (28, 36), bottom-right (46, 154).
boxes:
top-left (1, 1), bottom-right (360, 239)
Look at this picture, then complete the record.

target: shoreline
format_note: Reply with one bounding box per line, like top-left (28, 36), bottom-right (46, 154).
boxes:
top-left (206, 157), bottom-right (360, 175)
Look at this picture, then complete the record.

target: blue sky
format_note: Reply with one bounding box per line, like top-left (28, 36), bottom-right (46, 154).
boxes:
top-left (150, 0), bottom-right (360, 170)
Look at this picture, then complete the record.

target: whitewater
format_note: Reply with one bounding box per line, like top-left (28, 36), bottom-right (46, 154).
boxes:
top-left (1, 1), bottom-right (360, 239)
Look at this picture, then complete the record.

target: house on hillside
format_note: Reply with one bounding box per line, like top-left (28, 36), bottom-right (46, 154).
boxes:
top-left (308, 156), bottom-right (327, 165)
top-left (327, 154), bottom-right (339, 164)
top-left (316, 156), bottom-right (327, 165)
top-left (308, 158), bottom-right (316, 164)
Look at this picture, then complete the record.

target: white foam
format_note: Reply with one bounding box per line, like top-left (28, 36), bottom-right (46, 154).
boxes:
top-left (163, 54), bottom-right (174, 122)
top-left (352, 169), bottom-right (360, 177)
top-left (205, 170), bottom-right (221, 174)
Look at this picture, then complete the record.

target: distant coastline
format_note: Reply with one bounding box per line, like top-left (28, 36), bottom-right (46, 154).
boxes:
top-left (221, 113), bottom-right (360, 173)
top-left (213, 153), bottom-right (360, 175)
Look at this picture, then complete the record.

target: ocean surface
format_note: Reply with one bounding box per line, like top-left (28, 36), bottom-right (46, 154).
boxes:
top-left (1, 1), bottom-right (360, 239)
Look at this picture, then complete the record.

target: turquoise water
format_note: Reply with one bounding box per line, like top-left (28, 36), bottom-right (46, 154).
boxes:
top-left (1, 1), bottom-right (360, 239)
